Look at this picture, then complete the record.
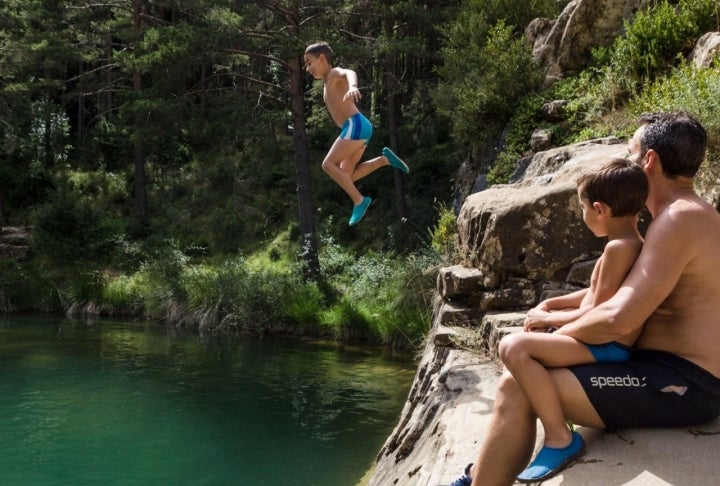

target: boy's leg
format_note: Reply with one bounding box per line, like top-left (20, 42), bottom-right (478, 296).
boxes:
top-left (499, 332), bottom-right (595, 447)
top-left (347, 155), bottom-right (387, 181)
top-left (322, 138), bottom-right (368, 204)
top-left (348, 150), bottom-right (409, 182)
top-left (468, 368), bottom-right (603, 486)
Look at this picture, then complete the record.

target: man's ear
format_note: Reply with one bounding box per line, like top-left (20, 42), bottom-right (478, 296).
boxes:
top-left (644, 149), bottom-right (660, 172)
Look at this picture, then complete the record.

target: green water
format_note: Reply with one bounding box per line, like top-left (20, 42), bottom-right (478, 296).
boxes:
top-left (0, 316), bottom-right (415, 485)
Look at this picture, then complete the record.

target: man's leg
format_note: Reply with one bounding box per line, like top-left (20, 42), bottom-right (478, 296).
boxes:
top-left (469, 368), bottom-right (604, 486)
top-left (469, 370), bottom-right (537, 486)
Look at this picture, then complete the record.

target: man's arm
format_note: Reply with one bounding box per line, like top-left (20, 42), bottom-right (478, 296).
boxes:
top-left (556, 207), bottom-right (696, 343)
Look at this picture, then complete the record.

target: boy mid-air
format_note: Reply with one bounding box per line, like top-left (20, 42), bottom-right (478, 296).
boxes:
top-left (303, 41), bottom-right (409, 226)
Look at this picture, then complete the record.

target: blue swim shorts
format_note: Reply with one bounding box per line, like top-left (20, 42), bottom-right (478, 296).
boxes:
top-left (587, 341), bottom-right (632, 363)
top-left (339, 113), bottom-right (373, 146)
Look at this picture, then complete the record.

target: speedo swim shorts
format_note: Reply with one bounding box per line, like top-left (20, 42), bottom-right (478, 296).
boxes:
top-left (569, 349), bottom-right (720, 431)
top-left (339, 113), bottom-right (373, 146)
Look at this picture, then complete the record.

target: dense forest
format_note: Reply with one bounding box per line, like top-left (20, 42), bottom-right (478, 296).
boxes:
top-left (1, 0), bottom-right (719, 350)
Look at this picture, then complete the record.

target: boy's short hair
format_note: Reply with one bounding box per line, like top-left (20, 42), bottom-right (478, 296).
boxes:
top-left (305, 41), bottom-right (334, 66)
top-left (577, 158), bottom-right (648, 217)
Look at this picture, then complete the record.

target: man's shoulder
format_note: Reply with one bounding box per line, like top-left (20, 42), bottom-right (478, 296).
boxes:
top-left (655, 195), bottom-right (717, 225)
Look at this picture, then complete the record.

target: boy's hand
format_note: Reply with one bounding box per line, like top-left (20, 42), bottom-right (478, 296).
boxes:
top-left (343, 87), bottom-right (361, 102)
top-left (524, 307), bottom-right (551, 332)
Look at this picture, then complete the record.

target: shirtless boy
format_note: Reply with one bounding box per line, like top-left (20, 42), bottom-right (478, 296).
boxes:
top-left (498, 158), bottom-right (648, 483)
top-left (451, 112), bottom-right (720, 486)
top-left (303, 41), bottom-right (409, 225)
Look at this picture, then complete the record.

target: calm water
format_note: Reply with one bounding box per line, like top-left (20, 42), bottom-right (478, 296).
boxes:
top-left (0, 316), bottom-right (415, 485)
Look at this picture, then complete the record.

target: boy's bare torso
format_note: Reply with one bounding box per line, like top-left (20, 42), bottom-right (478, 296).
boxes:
top-left (323, 68), bottom-right (359, 127)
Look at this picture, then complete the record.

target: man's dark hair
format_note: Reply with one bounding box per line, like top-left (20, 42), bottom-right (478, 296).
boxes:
top-left (578, 158), bottom-right (649, 217)
top-left (305, 41), bottom-right (334, 66)
top-left (638, 112), bottom-right (707, 178)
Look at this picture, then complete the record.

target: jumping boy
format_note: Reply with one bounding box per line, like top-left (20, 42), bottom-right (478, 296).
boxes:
top-left (303, 41), bottom-right (409, 225)
top-left (495, 158), bottom-right (649, 483)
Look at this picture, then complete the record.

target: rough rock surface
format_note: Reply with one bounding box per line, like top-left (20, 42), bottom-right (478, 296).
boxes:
top-left (0, 227), bottom-right (31, 260)
top-left (369, 334), bottom-right (720, 486)
top-left (690, 32), bottom-right (720, 68)
top-left (527, 0), bottom-right (643, 82)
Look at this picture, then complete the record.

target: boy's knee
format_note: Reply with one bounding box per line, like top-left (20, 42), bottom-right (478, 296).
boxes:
top-left (498, 333), bottom-right (524, 365)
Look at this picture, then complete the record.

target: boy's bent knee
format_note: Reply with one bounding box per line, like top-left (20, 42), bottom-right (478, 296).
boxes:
top-left (321, 159), bottom-right (335, 173)
top-left (498, 333), bottom-right (528, 367)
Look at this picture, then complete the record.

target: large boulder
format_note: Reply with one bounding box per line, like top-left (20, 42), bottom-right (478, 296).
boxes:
top-left (456, 138), bottom-right (627, 283)
top-left (527, 0), bottom-right (643, 82)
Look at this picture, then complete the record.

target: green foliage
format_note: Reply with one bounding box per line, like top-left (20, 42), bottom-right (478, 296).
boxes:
top-left (430, 203), bottom-right (458, 259)
top-left (608, 0), bottom-right (719, 95)
top-left (0, 260), bottom-right (59, 312)
top-left (486, 95), bottom-right (544, 185)
top-left (30, 185), bottom-right (125, 267)
top-left (436, 19), bottom-right (544, 148)
top-left (631, 61), bottom-right (720, 162)
top-left (318, 239), bottom-right (439, 348)
top-left (435, 0), bottom-right (557, 151)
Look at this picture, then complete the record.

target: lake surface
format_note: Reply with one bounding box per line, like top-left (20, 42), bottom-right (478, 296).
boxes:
top-left (0, 316), bottom-right (416, 485)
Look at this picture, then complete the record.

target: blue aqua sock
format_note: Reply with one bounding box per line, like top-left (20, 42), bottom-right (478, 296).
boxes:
top-left (382, 147), bottom-right (409, 174)
top-left (349, 196), bottom-right (372, 226)
top-left (517, 431), bottom-right (586, 483)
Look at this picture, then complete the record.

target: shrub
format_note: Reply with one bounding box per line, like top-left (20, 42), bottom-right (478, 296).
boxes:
top-left (610, 0), bottom-right (719, 94)
top-left (430, 203), bottom-right (458, 260)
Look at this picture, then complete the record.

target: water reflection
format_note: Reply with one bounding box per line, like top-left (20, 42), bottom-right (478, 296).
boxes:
top-left (0, 316), bottom-right (415, 485)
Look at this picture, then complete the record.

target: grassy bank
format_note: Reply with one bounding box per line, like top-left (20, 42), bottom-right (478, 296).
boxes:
top-left (0, 230), bottom-right (440, 352)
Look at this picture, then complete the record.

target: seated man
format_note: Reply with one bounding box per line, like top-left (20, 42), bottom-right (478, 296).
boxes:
top-left (451, 112), bottom-right (720, 486)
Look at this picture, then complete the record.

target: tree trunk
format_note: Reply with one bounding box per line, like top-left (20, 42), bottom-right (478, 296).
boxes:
top-left (133, 0), bottom-right (147, 230)
top-left (384, 15), bottom-right (408, 220)
top-left (289, 57), bottom-right (321, 280)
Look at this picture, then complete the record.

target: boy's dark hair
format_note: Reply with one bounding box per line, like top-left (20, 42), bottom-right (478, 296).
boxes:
top-left (577, 158), bottom-right (649, 217)
top-left (305, 41), bottom-right (334, 66)
top-left (638, 111), bottom-right (707, 178)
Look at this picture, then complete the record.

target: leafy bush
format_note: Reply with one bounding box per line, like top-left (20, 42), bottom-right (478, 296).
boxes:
top-left (430, 203), bottom-right (458, 259)
top-left (630, 61), bottom-right (720, 189)
top-left (0, 260), bottom-right (59, 312)
top-left (437, 20), bottom-right (544, 148)
top-left (609, 0), bottom-right (719, 94)
top-left (31, 185), bottom-right (124, 267)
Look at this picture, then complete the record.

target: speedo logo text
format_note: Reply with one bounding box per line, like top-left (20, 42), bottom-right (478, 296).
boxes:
top-left (590, 375), bottom-right (647, 389)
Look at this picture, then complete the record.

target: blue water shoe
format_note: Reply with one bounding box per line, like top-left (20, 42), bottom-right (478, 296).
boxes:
top-left (382, 147), bottom-right (410, 174)
top-left (516, 431), bottom-right (585, 483)
top-left (448, 463), bottom-right (473, 486)
top-left (349, 197), bottom-right (372, 226)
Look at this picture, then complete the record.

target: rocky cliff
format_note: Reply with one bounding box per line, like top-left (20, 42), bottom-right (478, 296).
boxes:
top-left (367, 138), bottom-right (720, 486)
top-left (366, 2), bottom-right (720, 483)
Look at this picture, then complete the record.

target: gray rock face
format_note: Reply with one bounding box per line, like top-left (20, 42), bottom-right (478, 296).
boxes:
top-left (690, 32), bottom-right (720, 68)
top-left (0, 227), bottom-right (31, 260)
top-left (527, 0), bottom-right (643, 82)
top-left (457, 139), bottom-right (625, 284)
